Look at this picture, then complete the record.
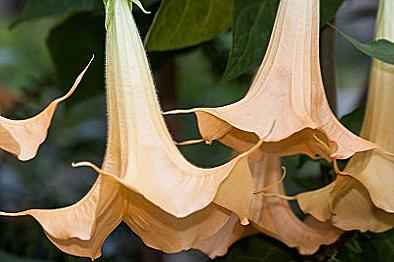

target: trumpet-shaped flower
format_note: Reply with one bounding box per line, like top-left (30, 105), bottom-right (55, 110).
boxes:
top-left (1, 175), bottom-right (240, 259)
top-left (0, 60), bottom-right (91, 161)
top-left (249, 156), bottom-right (341, 254)
top-left (163, 155), bottom-right (341, 258)
top-left (81, 0), bottom-right (259, 222)
top-left (297, 0), bottom-right (394, 232)
top-left (165, 0), bottom-right (378, 162)
top-left (0, 0), bottom-right (261, 259)
top-left (196, 156), bottom-right (341, 256)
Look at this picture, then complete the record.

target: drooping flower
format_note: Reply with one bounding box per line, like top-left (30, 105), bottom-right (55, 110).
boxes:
top-left (2, 175), bottom-right (240, 259)
top-left (79, 0), bottom-right (261, 222)
top-left (0, 0), bottom-right (343, 258)
top-left (0, 0), bottom-right (260, 259)
top-left (0, 59), bottom-right (91, 161)
top-left (195, 156), bottom-right (341, 256)
top-left (297, 0), bottom-right (394, 232)
top-left (248, 156), bottom-right (341, 254)
top-left (165, 0), bottom-right (378, 162)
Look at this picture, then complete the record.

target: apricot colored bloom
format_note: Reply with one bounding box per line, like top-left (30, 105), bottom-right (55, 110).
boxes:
top-left (0, 59), bottom-right (91, 161)
top-left (0, 0), bottom-right (258, 258)
top-left (298, 0), bottom-right (394, 232)
top-left (165, 0), bottom-right (378, 162)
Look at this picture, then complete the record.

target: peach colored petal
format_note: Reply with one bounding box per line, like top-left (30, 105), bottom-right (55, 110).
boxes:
top-left (165, 0), bottom-right (376, 161)
top-left (298, 0), bottom-right (394, 233)
top-left (0, 176), bottom-right (233, 259)
top-left (0, 177), bottom-right (122, 259)
top-left (76, 0), bottom-right (257, 221)
top-left (249, 156), bottom-right (341, 255)
top-left (298, 176), bottom-right (394, 233)
top-left (0, 58), bottom-right (92, 161)
top-left (0, 0), bottom-right (255, 259)
top-left (193, 213), bottom-right (256, 258)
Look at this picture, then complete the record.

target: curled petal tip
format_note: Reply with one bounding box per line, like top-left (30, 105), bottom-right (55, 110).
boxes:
top-left (333, 160), bottom-right (348, 176)
top-left (241, 217), bottom-right (249, 226)
top-left (174, 138), bottom-right (205, 146)
top-left (130, 0), bottom-right (151, 14)
top-left (71, 161), bottom-right (98, 170)
top-left (254, 166), bottom-right (287, 194)
top-left (17, 155), bottom-right (33, 162)
top-left (71, 162), bottom-right (92, 169)
top-left (57, 57), bottom-right (93, 102)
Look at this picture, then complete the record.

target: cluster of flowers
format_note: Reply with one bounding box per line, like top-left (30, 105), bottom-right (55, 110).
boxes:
top-left (1, 0), bottom-right (393, 259)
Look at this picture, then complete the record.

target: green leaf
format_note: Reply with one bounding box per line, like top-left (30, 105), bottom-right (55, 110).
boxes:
top-left (12, 0), bottom-right (102, 27)
top-left (145, 0), bottom-right (233, 51)
top-left (340, 106), bottom-right (365, 135)
top-left (221, 0), bottom-right (280, 82)
top-left (335, 26), bottom-right (394, 65)
top-left (47, 12), bottom-right (106, 106)
top-left (320, 0), bottom-right (345, 26)
top-left (336, 231), bottom-right (394, 262)
top-left (210, 235), bottom-right (297, 262)
top-left (369, 230), bottom-right (394, 262)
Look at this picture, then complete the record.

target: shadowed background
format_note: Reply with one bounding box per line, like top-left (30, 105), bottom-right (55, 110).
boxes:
top-left (0, 0), bottom-right (393, 261)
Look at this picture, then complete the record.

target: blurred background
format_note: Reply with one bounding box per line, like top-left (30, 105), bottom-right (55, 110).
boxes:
top-left (0, 0), bottom-right (390, 261)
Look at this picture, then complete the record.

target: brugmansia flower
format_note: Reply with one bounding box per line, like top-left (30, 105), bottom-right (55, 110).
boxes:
top-left (297, 0), bottom-right (394, 232)
top-left (248, 156), bottom-right (341, 254)
top-left (178, 156), bottom-right (342, 257)
top-left (81, 0), bottom-right (262, 222)
top-left (165, 0), bottom-right (379, 162)
top-left (2, 175), bottom-right (240, 259)
top-left (0, 0), bottom-right (341, 258)
top-left (0, 60), bottom-right (91, 161)
top-left (200, 156), bottom-right (341, 256)
top-left (0, 0), bottom-right (261, 259)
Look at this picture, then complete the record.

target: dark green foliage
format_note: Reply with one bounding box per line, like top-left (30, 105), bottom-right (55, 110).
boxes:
top-left (335, 231), bottom-right (394, 262)
top-left (221, 0), bottom-right (280, 82)
top-left (340, 106), bottom-right (366, 135)
top-left (320, 0), bottom-right (345, 26)
top-left (210, 230), bottom-right (394, 262)
top-left (335, 25), bottom-right (394, 65)
top-left (145, 0), bottom-right (233, 51)
top-left (222, 0), bottom-right (346, 82)
top-left (47, 12), bottom-right (106, 106)
top-left (209, 235), bottom-right (297, 262)
top-left (12, 0), bottom-right (102, 27)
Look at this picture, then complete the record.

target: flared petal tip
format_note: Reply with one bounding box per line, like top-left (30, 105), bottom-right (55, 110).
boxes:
top-left (0, 56), bottom-right (93, 162)
top-left (131, 0), bottom-right (151, 14)
top-left (17, 152), bottom-right (35, 161)
top-left (240, 217), bottom-right (249, 226)
top-left (72, 161), bottom-right (219, 219)
top-left (371, 200), bottom-right (394, 214)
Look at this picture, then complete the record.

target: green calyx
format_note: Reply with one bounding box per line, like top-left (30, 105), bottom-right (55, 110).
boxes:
top-left (104, 0), bottom-right (150, 30)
